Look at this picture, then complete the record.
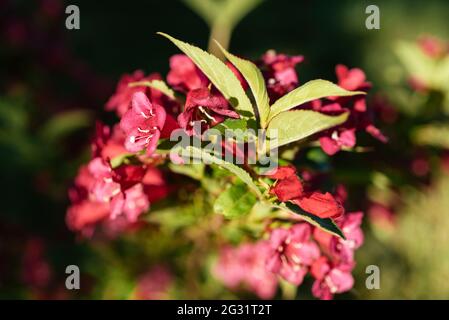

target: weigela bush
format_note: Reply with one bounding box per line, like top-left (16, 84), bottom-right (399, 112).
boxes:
top-left (67, 33), bottom-right (385, 299)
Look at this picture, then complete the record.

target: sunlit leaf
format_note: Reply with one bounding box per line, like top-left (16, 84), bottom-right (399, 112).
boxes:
top-left (158, 33), bottom-right (254, 117)
top-left (214, 183), bottom-right (257, 218)
top-left (274, 202), bottom-right (345, 239)
top-left (186, 146), bottom-right (261, 196)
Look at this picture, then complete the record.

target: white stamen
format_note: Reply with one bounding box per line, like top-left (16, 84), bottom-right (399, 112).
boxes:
top-left (198, 106), bottom-right (217, 122)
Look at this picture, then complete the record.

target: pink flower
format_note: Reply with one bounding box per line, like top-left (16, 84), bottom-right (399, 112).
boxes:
top-left (311, 256), bottom-right (354, 300)
top-left (265, 165), bottom-right (297, 180)
top-left (259, 51), bottom-right (304, 102)
top-left (266, 224), bottom-right (320, 285)
top-left (177, 88), bottom-right (239, 135)
top-left (66, 200), bottom-right (110, 235)
top-left (66, 155), bottom-right (150, 235)
top-left (167, 54), bottom-right (209, 92)
top-left (339, 211), bottom-right (364, 250)
top-left (293, 192), bottom-right (345, 219)
top-left (303, 65), bottom-right (387, 155)
top-left (106, 70), bottom-right (160, 116)
top-left (87, 157), bottom-right (149, 221)
top-left (214, 241), bottom-right (278, 299)
top-left (120, 92), bottom-right (166, 155)
top-left (88, 157), bottom-right (121, 202)
top-left (109, 183), bottom-right (150, 222)
top-left (335, 64), bottom-right (370, 112)
top-left (336, 64), bottom-right (370, 92)
top-left (418, 36), bottom-right (448, 59)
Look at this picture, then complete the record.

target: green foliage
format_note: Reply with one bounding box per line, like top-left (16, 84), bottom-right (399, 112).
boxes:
top-left (214, 182), bottom-right (257, 218)
top-left (214, 118), bottom-right (249, 131)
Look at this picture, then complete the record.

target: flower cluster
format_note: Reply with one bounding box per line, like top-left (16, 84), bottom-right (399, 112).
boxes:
top-left (214, 212), bottom-right (363, 300)
top-left (303, 65), bottom-right (387, 155)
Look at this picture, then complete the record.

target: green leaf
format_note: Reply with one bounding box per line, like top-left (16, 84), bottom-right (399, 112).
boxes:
top-left (275, 202), bottom-right (345, 239)
top-left (211, 118), bottom-right (256, 142)
top-left (110, 153), bottom-right (138, 168)
top-left (186, 146), bottom-right (262, 197)
top-left (412, 124), bottom-right (449, 149)
top-left (129, 79), bottom-right (178, 101)
top-left (158, 32), bottom-right (254, 117)
top-left (168, 163), bottom-right (205, 180)
top-left (212, 118), bottom-right (248, 133)
top-left (266, 110), bottom-right (348, 150)
top-left (40, 110), bottom-right (91, 142)
top-left (214, 183), bottom-right (257, 218)
top-left (215, 41), bottom-right (270, 128)
top-left (268, 79), bottom-right (365, 122)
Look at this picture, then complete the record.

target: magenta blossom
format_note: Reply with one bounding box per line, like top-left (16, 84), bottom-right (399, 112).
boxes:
top-left (177, 88), bottom-right (239, 135)
top-left (266, 224), bottom-right (320, 285)
top-left (258, 50), bottom-right (304, 102)
top-left (311, 256), bottom-right (354, 300)
top-left (167, 54), bottom-right (209, 92)
top-left (319, 128), bottom-right (356, 156)
top-left (91, 122), bottom-right (128, 160)
top-left (120, 92), bottom-right (166, 155)
top-left (214, 241), bottom-right (278, 299)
